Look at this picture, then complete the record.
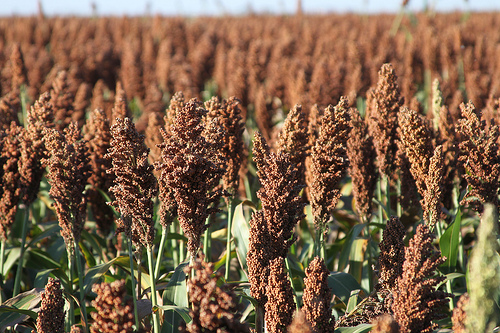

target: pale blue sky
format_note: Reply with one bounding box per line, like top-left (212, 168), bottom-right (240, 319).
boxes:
top-left (0, 0), bottom-right (498, 16)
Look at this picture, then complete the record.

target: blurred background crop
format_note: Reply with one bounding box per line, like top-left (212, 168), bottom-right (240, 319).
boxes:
top-left (1, 0), bottom-right (499, 17)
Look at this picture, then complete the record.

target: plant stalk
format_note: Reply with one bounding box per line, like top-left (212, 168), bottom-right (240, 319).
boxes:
top-left (147, 247), bottom-right (160, 333)
top-left (170, 222), bottom-right (179, 268)
top-left (13, 205), bottom-right (30, 297)
top-left (377, 178), bottom-right (384, 226)
top-left (75, 240), bottom-right (89, 332)
top-left (127, 239), bottom-right (141, 332)
top-left (154, 226), bottom-right (168, 281)
top-left (0, 239), bottom-right (5, 304)
top-left (203, 216), bottom-right (211, 262)
top-left (225, 199), bottom-right (234, 281)
top-left (67, 249), bottom-right (75, 329)
top-left (384, 174), bottom-right (391, 217)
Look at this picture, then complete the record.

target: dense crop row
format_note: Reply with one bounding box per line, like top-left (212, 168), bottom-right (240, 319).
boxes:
top-left (0, 11), bottom-right (499, 333)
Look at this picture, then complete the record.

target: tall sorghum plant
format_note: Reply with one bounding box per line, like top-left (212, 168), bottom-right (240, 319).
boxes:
top-left (44, 122), bottom-right (91, 330)
top-left (309, 97), bottom-right (351, 259)
top-left (106, 117), bottom-right (159, 332)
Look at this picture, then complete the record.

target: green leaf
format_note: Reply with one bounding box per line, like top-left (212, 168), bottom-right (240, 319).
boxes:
top-left (327, 272), bottom-right (364, 305)
top-left (26, 224), bottom-right (60, 248)
top-left (2, 247), bottom-right (20, 277)
top-left (163, 262), bottom-right (189, 307)
top-left (162, 262), bottom-right (189, 333)
top-left (348, 238), bottom-right (368, 284)
top-left (346, 289), bottom-right (360, 313)
top-left (0, 288), bottom-right (43, 331)
top-left (334, 324), bottom-right (372, 333)
top-left (25, 248), bottom-right (62, 270)
top-left (79, 240), bottom-right (96, 268)
top-left (83, 256), bottom-right (130, 295)
top-left (338, 224), bottom-right (367, 271)
top-left (232, 201), bottom-right (254, 274)
top-left (157, 305), bottom-right (191, 323)
top-left (439, 208), bottom-right (462, 272)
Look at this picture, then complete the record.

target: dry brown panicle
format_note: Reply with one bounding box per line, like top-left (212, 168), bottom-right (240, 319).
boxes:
top-left (107, 117), bottom-right (157, 250)
top-left (367, 63), bottom-right (403, 178)
top-left (182, 254), bottom-right (250, 333)
top-left (371, 314), bottom-right (399, 333)
top-left (84, 108), bottom-right (115, 235)
top-left (309, 96), bottom-right (351, 230)
top-left (36, 278), bottom-right (66, 333)
top-left (20, 92), bottom-right (54, 206)
top-left (43, 122), bottom-right (90, 256)
top-left (8, 43), bottom-right (29, 94)
top-left (456, 101), bottom-right (500, 214)
top-left (70, 325), bottom-right (84, 333)
top-left (155, 98), bottom-right (225, 255)
top-left (347, 108), bottom-right (377, 221)
top-left (145, 111), bottom-right (165, 172)
top-left (111, 81), bottom-right (132, 124)
top-left (288, 310), bottom-right (313, 333)
top-left (72, 82), bottom-right (92, 128)
top-left (0, 123), bottom-right (23, 241)
top-left (90, 280), bottom-right (135, 333)
top-left (165, 91), bottom-right (186, 131)
top-left (398, 108), bottom-right (445, 226)
top-left (247, 131), bottom-right (305, 307)
top-left (392, 224), bottom-right (451, 333)
top-left (398, 107), bottom-right (434, 197)
top-left (50, 70), bottom-right (75, 132)
top-left (376, 216), bottom-right (406, 293)
top-left (422, 145), bottom-right (445, 226)
top-left (265, 257), bottom-right (296, 333)
top-left (0, 91), bottom-right (21, 131)
top-left (277, 104), bottom-right (309, 190)
top-left (205, 96), bottom-right (246, 198)
top-left (91, 79), bottom-right (114, 119)
top-left (302, 256), bottom-right (335, 333)
top-left (452, 293), bottom-right (469, 333)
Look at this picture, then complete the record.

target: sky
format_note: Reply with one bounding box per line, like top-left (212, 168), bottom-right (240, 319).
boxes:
top-left (0, 0), bottom-right (499, 16)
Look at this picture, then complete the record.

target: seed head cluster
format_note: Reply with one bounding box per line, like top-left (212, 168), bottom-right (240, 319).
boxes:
top-left (107, 117), bottom-right (158, 249)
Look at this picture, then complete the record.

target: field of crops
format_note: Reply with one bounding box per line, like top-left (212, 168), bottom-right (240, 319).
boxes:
top-left (1, 10), bottom-right (500, 333)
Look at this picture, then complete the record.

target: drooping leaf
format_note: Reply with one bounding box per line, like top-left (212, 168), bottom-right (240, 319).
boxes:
top-left (0, 288), bottom-right (43, 331)
top-left (327, 272), bottom-right (364, 305)
top-left (83, 256), bottom-right (130, 295)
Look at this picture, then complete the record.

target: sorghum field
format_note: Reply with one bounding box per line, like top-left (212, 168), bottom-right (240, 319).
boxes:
top-left (1, 8), bottom-right (500, 333)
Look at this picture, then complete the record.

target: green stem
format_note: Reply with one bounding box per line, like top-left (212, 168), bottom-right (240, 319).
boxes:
top-left (320, 229), bottom-right (326, 261)
top-left (147, 247), bottom-right (160, 333)
top-left (179, 239), bottom-right (185, 264)
top-left (225, 199), bottom-right (234, 281)
top-left (154, 227), bottom-right (168, 281)
top-left (396, 176), bottom-right (402, 218)
top-left (384, 174), bottom-right (391, 217)
top-left (75, 241), bottom-right (89, 332)
top-left (244, 176), bottom-right (253, 203)
top-left (285, 257), bottom-right (299, 311)
top-left (128, 239), bottom-right (140, 332)
top-left (377, 178), bottom-right (384, 226)
top-left (68, 250), bottom-right (75, 329)
top-left (13, 205), bottom-right (30, 297)
top-left (203, 216), bottom-right (211, 262)
top-left (0, 239), bottom-right (5, 303)
top-left (170, 222), bottom-right (179, 268)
